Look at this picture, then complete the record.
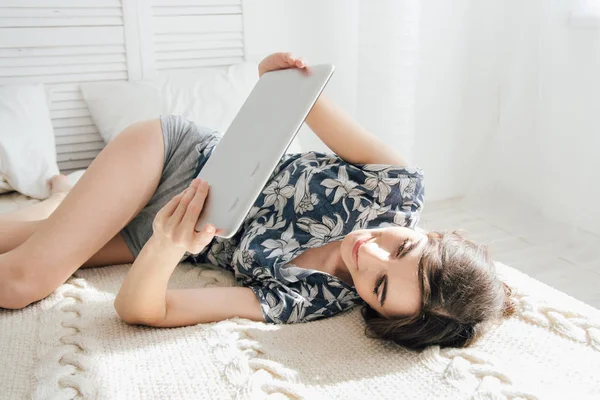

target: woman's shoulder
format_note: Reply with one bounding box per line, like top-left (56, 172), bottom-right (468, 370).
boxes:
top-left (248, 268), bottom-right (362, 324)
top-left (289, 151), bottom-right (425, 176)
top-left (350, 161), bottom-right (425, 178)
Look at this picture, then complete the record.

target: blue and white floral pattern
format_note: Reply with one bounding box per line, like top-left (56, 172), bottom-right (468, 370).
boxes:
top-left (186, 138), bottom-right (425, 324)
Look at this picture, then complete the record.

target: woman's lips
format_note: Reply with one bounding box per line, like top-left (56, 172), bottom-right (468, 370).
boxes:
top-left (352, 236), bottom-right (371, 268)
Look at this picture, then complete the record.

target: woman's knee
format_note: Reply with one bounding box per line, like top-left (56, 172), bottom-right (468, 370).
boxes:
top-left (1, 281), bottom-right (36, 309)
top-left (80, 119), bottom-right (165, 226)
top-left (102, 119), bottom-right (164, 172)
top-left (117, 118), bottom-right (165, 159)
top-left (1, 268), bottom-right (47, 309)
top-left (0, 251), bottom-right (69, 308)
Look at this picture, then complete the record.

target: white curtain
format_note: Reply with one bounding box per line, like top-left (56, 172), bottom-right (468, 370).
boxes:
top-left (243, 0), bottom-right (421, 160)
top-left (464, 0), bottom-right (600, 235)
top-left (356, 0), bottom-right (421, 163)
top-left (243, 0), bottom-right (600, 235)
top-left (359, 0), bottom-right (600, 235)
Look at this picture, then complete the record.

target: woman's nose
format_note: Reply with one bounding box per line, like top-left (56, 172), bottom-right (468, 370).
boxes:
top-left (364, 244), bottom-right (392, 269)
top-left (370, 240), bottom-right (393, 258)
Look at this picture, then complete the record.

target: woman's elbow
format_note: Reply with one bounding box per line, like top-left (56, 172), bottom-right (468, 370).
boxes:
top-left (114, 298), bottom-right (137, 325)
top-left (116, 309), bottom-right (162, 327)
top-left (114, 298), bottom-right (159, 326)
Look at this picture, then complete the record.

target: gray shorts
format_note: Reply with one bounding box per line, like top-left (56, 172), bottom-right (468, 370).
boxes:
top-left (120, 115), bottom-right (221, 259)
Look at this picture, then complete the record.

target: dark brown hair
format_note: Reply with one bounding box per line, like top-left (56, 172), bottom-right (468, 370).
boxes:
top-left (361, 230), bottom-right (515, 350)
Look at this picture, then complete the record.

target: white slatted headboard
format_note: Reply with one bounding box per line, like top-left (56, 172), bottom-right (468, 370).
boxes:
top-left (0, 0), bottom-right (245, 174)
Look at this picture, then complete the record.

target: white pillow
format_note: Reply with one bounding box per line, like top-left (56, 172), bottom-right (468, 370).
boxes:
top-left (81, 62), bottom-right (260, 143)
top-left (0, 175), bottom-right (12, 194)
top-left (80, 82), bottom-right (161, 144)
top-left (0, 85), bottom-right (59, 199)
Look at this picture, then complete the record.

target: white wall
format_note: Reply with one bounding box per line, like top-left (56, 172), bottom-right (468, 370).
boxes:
top-left (411, 0), bottom-right (510, 202)
top-left (413, 0), bottom-right (600, 233)
top-left (243, 0), bottom-right (420, 170)
top-left (242, 0), bottom-right (360, 154)
top-left (243, 0), bottom-right (492, 202)
top-left (411, 0), bottom-right (472, 202)
top-left (356, 1), bottom-right (420, 162)
top-left (463, 0), bottom-right (600, 235)
top-left (244, 0), bottom-right (600, 236)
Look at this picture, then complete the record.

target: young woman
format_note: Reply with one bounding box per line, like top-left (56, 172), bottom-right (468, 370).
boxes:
top-left (0, 52), bottom-right (514, 350)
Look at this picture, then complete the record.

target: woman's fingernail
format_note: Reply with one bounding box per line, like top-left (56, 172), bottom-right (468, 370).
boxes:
top-left (205, 225), bottom-right (215, 233)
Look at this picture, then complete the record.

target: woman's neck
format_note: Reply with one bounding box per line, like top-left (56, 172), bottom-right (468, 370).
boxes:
top-left (293, 241), bottom-right (354, 286)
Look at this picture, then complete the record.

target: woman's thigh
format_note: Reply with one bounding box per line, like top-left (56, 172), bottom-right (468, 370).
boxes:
top-left (119, 115), bottom-right (220, 259)
top-left (1, 218), bottom-right (133, 267)
top-left (2, 119), bottom-right (166, 301)
top-left (82, 232), bottom-right (134, 268)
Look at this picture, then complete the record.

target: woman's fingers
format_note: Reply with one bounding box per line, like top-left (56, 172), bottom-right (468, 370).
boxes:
top-left (181, 179), bottom-right (209, 232)
top-left (283, 53), bottom-right (306, 68)
top-left (259, 52), bottom-right (309, 78)
top-left (152, 178), bottom-right (218, 252)
top-left (284, 52), bottom-right (295, 64)
top-left (284, 53), bottom-right (309, 70)
top-left (184, 179), bottom-right (216, 253)
top-left (155, 189), bottom-right (185, 223)
top-left (169, 183), bottom-right (198, 228)
top-left (191, 224), bottom-right (216, 253)
top-left (296, 57), bottom-right (311, 75)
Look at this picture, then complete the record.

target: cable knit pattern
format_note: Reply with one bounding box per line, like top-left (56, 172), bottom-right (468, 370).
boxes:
top-left (174, 266), bottom-right (315, 399)
top-left (2, 260), bottom-right (600, 399)
top-left (420, 346), bottom-right (537, 399)
top-left (207, 320), bottom-right (313, 399)
top-left (2, 191), bottom-right (600, 399)
top-left (512, 291), bottom-right (600, 351)
top-left (412, 270), bottom-right (600, 400)
top-left (32, 277), bottom-right (99, 400)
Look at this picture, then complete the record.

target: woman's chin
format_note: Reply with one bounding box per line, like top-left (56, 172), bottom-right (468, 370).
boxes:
top-left (340, 235), bottom-right (354, 270)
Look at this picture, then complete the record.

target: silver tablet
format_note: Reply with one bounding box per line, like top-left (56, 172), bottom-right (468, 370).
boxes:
top-left (194, 64), bottom-right (335, 238)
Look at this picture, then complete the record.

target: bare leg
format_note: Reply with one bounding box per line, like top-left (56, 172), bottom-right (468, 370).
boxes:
top-left (0, 175), bottom-right (74, 253)
top-left (0, 175), bottom-right (72, 223)
top-left (0, 220), bottom-right (38, 254)
top-left (0, 194), bottom-right (65, 222)
top-left (0, 119), bottom-right (166, 309)
top-left (1, 175), bottom-right (134, 266)
top-left (81, 233), bottom-right (134, 268)
top-left (0, 176), bottom-right (69, 253)
top-left (0, 219), bottom-right (133, 267)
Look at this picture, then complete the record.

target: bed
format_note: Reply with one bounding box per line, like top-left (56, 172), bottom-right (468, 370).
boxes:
top-left (2, 191), bottom-right (600, 399)
top-left (1, 1), bottom-right (600, 399)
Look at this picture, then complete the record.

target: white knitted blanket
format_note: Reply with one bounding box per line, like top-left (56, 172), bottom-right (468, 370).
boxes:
top-left (1, 193), bottom-right (599, 400)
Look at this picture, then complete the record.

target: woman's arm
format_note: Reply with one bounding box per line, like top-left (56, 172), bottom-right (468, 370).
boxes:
top-left (305, 94), bottom-right (409, 166)
top-left (114, 234), bottom-right (186, 324)
top-left (258, 52), bottom-right (409, 166)
top-left (114, 178), bottom-right (264, 327)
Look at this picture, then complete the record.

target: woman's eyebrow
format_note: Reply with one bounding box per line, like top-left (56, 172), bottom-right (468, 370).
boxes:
top-left (382, 239), bottom-right (423, 307)
top-left (380, 276), bottom-right (388, 307)
top-left (398, 239), bottom-right (422, 260)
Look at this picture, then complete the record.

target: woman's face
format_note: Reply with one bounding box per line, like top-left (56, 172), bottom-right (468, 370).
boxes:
top-left (340, 226), bottom-right (428, 318)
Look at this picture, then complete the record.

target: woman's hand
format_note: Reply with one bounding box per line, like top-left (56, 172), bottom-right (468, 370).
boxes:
top-left (115, 178), bottom-right (222, 326)
top-left (258, 52), bottom-right (309, 78)
top-left (152, 178), bottom-right (219, 255)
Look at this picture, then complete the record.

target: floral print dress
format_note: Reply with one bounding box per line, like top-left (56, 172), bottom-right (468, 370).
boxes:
top-left (186, 131), bottom-right (425, 323)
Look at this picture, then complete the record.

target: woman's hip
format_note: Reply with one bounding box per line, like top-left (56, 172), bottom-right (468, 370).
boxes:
top-left (120, 115), bottom-right (220, 258)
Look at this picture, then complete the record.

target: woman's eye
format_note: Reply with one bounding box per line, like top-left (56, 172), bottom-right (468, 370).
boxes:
top-left (373, 275), bottom-right (385, 295)
top-left (395, 238), bottom-right (409, 257)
